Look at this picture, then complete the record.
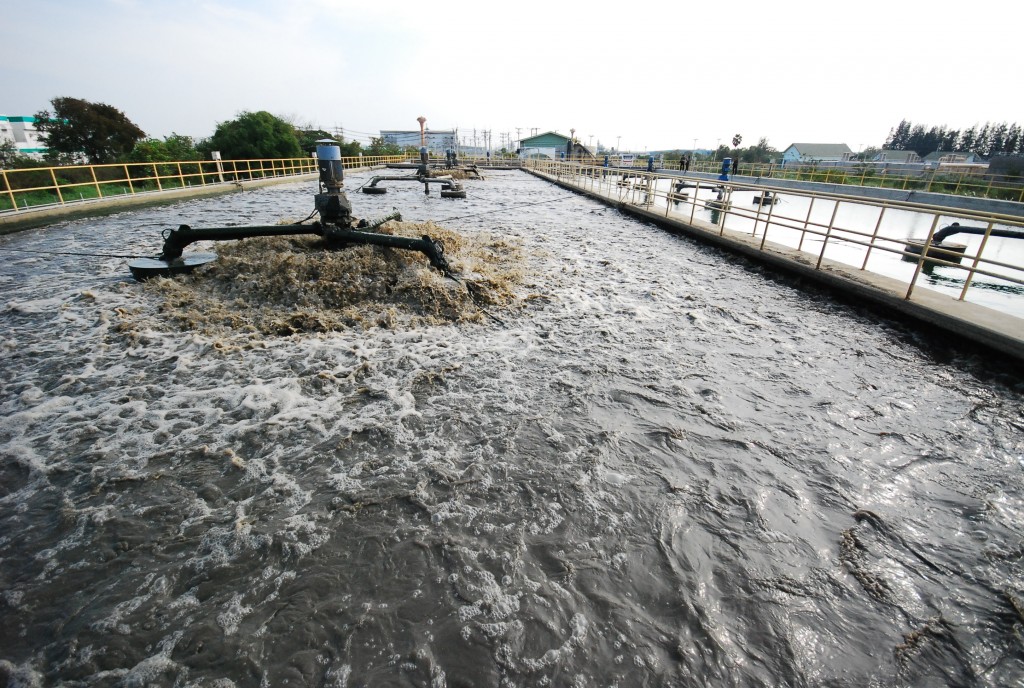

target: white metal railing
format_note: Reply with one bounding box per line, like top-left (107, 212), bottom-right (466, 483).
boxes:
top-left (528, 159), bottom-right (1024, 316)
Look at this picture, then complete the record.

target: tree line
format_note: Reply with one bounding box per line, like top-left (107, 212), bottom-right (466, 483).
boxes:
top-left (884, 119), bottom-right (1024, 159)
top-left (0, 97), bottom-right (403, 170)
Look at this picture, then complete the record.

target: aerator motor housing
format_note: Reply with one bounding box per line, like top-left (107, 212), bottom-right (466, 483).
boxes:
top-left (128, 140), bottom-right (453, 280)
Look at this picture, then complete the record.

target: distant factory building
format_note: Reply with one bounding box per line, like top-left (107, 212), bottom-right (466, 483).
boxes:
top-left (0, 115), bottom-right (48, 159)
top-left (380, 129), bottom-right (456, 154)
top-left (517, 131), bottom-right (571, 159)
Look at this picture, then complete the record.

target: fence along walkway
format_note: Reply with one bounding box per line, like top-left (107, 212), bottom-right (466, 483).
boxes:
top-left (528, 158), bottom-right (1024, 358)
top-left (0, 155), bottom-right (407, 214)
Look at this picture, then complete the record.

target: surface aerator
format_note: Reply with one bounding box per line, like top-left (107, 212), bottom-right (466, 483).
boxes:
top-left (128, 140), bottom-right (453, 280)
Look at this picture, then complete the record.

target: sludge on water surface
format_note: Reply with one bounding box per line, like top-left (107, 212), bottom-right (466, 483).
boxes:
top-left (124, 220), bottom-right (527, 337)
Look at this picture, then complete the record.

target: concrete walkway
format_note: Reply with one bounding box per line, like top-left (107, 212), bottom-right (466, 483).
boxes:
top-left (530, 168), bottom-right (1024, 363)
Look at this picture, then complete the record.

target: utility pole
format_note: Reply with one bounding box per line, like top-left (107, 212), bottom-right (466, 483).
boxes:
top-left (516, 127), bottom-right (521, 147)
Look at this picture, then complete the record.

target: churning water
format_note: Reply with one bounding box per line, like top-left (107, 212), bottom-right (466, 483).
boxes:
top-left (1, 170), bottom-right (1023, 687)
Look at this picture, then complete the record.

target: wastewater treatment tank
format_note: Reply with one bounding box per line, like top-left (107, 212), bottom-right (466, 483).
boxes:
top-left (1, 170), bottom-right (1023, 686)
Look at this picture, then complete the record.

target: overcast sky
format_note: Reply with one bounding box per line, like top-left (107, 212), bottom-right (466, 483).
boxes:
top-left (1, 0), bottom-right (1018, 153)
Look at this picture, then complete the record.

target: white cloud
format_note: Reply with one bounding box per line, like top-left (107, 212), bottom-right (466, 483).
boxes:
top-left (0, 0), bottom-right (1018, 151)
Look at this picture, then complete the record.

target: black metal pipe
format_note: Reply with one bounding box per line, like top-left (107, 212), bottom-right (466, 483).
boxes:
top-left (155, 211), bottom-right (453, 274)
top-left (932, 223), bottom-right (1024, 244)
top-left (160, 224), bottom-right (321, 261)
top-left (366, 174), bottom-right (460, 189)
top-left (324, 227), bottom-right (451, 274)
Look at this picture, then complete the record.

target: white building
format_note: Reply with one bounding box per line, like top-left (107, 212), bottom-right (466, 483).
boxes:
top-left (0, 116), bottom-right (48, 159)
top-left (379, 129), bottom-right (456, 154)
top-left (781, 143), bottom-right (853, 164)
top-left (874, 149), bottom-right (922, 164)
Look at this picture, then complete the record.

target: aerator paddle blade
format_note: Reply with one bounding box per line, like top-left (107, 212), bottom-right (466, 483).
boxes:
top-left (128, 253), bottom-right (217, 281)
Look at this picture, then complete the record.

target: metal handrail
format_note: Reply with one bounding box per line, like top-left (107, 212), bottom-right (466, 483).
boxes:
top-left (573, 156), bottom-right (1024, 203)
top-left (0, 155), bottom-right (406, 213)
top-left (529, 159), bottom-right (1024, 312)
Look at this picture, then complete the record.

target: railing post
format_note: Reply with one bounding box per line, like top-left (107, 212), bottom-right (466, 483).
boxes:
top-left (726, 187), bottom-right (734, 229)
top-left (860, 206), bottom-right (887, 270)
top-left (814, 200), bottom-right (841, 269)
top-left (758, 195), bottom-right (777, 250)
top-left (1, 169), bottom-right (16, 210)
top-left (124, 164), bottom-right (135, 194)
top-left (177, 162), bottom-right (185, 188)
top-left (905, 214), bottom-right (941, 299)
top-left (798, 197), bottom-right (816, 251)
top-left (90, 165), bottom-right (102, 197)
top-left (752, 192), bottom-right (765, 236)
top-left (50, 168), bottom-right (65, 204)
top-left (152, 163), bottom-right (162, 191)
top-left (958, 221), bottom-right (995, 301)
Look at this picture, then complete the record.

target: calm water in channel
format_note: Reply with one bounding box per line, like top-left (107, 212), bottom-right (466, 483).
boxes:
top-left (1, 170), bottom-right (1023, 686)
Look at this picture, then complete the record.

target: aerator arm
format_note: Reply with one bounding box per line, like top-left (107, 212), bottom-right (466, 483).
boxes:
top-left (159, 224), bottom-right (318, 261)
top-left (154, 211), bottom-right (452, 276)
top-left (323, 226), bottom-right (452, 275)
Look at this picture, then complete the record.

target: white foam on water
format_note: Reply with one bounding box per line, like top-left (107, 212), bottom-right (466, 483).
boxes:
top-left (1, 171), bottom-right (1022, 686)
top-left (216, 593), bottom-right (252, 636)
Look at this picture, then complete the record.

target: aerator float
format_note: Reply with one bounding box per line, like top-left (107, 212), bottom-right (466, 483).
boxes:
top-left (128, 140), bottom-right (453, 280)
top-left (362, 147), bottom-right (467, 198)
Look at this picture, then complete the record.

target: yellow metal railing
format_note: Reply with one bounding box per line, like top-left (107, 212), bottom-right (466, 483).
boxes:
top-left (0, 155), bottom-right (406, 213)
top-left (529, 159), bottom-right (1024, 312)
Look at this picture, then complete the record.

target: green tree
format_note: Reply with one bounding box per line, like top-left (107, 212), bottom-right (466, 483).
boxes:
top-left (337, 140), bottom-right (362, 157)
top-left (293, 129), bottom-right (363, 157)
top-left (208, 111), bottom-right (302, 160)
top-left (34, 97), bottom-right (146, 164)
top-left (366, 136), bottom-right (402, 156)
top-left (860, 146), bottom-right (881, 161)
top-left (126, 133), bottom-right (202, 163)
top-left (745, 137), bottom-right (778, 163)
top-left (885, 119), bottom-right (912, 150)
top-left (0, 140), bottom-right (18, 168)
top-left (295, 127), bottom-right (334, 153)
